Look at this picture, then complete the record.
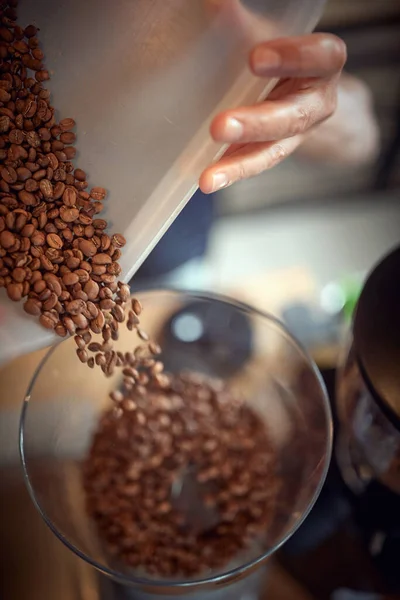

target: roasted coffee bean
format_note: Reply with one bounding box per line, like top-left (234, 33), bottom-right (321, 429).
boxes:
top-left (39, 178), bottom-right (53, 199)
top-left (59, 131), bottom-right (75, 144)
top-left (9, 129), bottom-right (24, 144)
top-left (12, 267), bottom-right (26, 283)
top-left (0, 230), bottom-right (15, 249)
top-left (6, 281), bottom-right (23, 301)
top-left (46, 233), bottom-right (63, 249)
top-left (131, 298), bottom-right (142, 316)
top-left (83, 279), bottom-right (99, 300)
top-left (72, 312), bottom-right (89, 330)
top-left (149, 341), bottom-right (162, 356)
top-left (59, 117), bottom-right (75, 131)
top-left (112, 304), bottom-right (125, 323)
top-left (74, 168), bottom-right (86, 181)
top-left (1, 165), bottom-right (17, 184)
top-left (16, 166), bottom-right (31, 181)
top-left (39, 311), bottom-right (58, 329)
top-left (62, 186), bottom-right (76, 207)
top-left (0, 115), bottom-right (10, 133)
top-left (136, 328), bottom-right (149, 341)
top-left (74, 268), bottom-right (90, 284)
top-left (90, 187), bottom-right (106, 201)
top-left (92, 252), bottom-right (111, 265)
top-left (100, 298), bottom-right (115, 311)
top-left (43, 273), bottom-right (62, 296)
top-left (23, 297), bottom-right (42, 316)
top-left (112, 233), bottom-right (126, 248)
top-left (59, 205), bottom-right (79, 223)
top-left (65, 298), bottom-right (86, 315)
top-left (18, 189), bottom-right (37, 206)
top-left (62, 271), bottom-right (79, 286)
top-left (118, 283), bottom-right (130, 303)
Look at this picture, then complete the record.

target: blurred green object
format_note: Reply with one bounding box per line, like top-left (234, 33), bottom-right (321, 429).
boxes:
top-left (339, 275), bottom-right (363, 323)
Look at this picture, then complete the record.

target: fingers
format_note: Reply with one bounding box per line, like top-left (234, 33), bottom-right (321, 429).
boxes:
top-left (250, 33), bottom-right (347, 79)
top-left (199, 135), bottom-right (304, 194)
top-left (210, 87), bottom-right (335, 144)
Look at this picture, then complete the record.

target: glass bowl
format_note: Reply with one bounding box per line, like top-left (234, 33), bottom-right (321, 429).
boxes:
top-left (20, 290), bottom-right (332, 598)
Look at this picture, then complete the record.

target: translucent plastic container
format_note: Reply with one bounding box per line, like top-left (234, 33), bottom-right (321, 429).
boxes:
top-left (0, 0), bottom-right (326, 363)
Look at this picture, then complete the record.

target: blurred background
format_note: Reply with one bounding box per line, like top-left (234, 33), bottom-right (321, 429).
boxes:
top-left (1, 0), bottom-right (400, 599)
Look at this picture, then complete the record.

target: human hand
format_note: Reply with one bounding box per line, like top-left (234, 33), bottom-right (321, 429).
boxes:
top-left (199, 33), bottom-right (347, 193)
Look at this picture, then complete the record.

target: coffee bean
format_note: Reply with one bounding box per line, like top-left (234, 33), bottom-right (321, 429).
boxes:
top-left (59, 118), bottom-right (76, 131)
top-left (46, 233), bottom-right (63, 249)
top-left (18, 189), bottom-right (37, 206)
top-left (9, 129), bottom-right (24, 144)
top-left (149, 342), bottom-right (161, 356)
top-left (92, 253), bottom-right (111, 265)
top-left (99, 298), bottom-right (115, 311)
top-left (16, 167), bottom-right (31, 181)
top-left (83, 279), bottom-right (99, 300)
top-left (24, 24), bottom-right (37, 38)
top-left (0, 230), bottom-right (15, 249)
top-left (90, 310), bottom-right (105, 334)
top-left (61, 271), bottom-right (78, 286)
top-left (85, 301), bottom-right (98, 319)
top-left (79, 239), bottom-right (97, 258)
top-left (59, 131), bottom-right (75, 144)
top-left (66, 299), bottom-right (86, 315)
top-left (7, 281), bottom-right (23, 301)
top-left (0, 115), bottom-right (10, 133)
top-left (111, 304), bottom-right (125, 323)
top-left (43, 273), bottom-right (62, 296)
top-left (1, 165), bottom-right (17, 184)
top-left (72, 313), bottom-right (89, 330)
top-left (74, 168), bottom-right (86, 181)
top-left (39, 311), bottom-right (58, 329)
top-left (131, 298), bottom-right (142, 316)
top-left (62, 186), bottom-right (76, 207)
top-left (12, 267), bottom-right (26, 283)
top-left (52, 181), bottom-right (65, 200)
top-left (117, 283), bottom-right (130, 302)
top-left (43, 291), bottom-right (58, 311)
top-left (112, 233), bottom-right (126, 248)
top-left (137, 328), bottom-right (149, 342)
top-left (39, 178), bottom-right (53, 199)
top-left (89, 187), bottom-right (106, 201)
top-left (74, 268), bottom-right (90, 284)
top-left (23, 297), bottom-right (42, 316)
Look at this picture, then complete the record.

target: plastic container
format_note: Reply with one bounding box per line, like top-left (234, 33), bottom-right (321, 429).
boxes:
top-left (20, 290), bottom-right (332, 598)
top-left (0, 0), bottom-right (327, 364)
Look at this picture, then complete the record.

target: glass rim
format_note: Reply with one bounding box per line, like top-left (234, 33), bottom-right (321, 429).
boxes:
top-left (19, 288), bottom-right (333, 592)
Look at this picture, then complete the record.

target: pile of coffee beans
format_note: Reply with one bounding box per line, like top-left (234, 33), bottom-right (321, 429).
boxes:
top-left (83, 372), bottom-right (280, 577)
top-left (0, 0), bottom-right (146, 376)
top-left (0, 1), bottom-right (170, 382)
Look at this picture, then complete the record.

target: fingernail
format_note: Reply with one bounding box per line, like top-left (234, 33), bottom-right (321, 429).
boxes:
top-left (222, 117), bottom-right (244, 142)
top-left (212, 172), bottom-right (229, 192)
top-left (252, 48), bottom-right (282, 74)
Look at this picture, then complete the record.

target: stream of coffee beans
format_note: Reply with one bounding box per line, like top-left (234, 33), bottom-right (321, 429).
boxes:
top-left (1, 1), bottom-right (280, 578)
